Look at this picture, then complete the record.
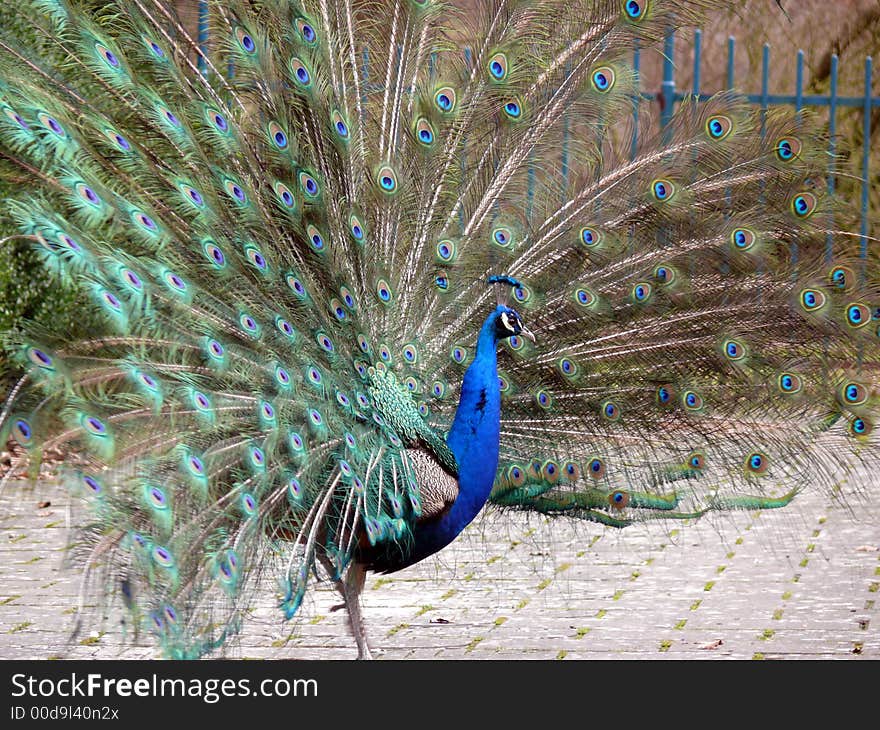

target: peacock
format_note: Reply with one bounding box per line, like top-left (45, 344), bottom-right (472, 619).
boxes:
top-left (0, 0), bottom-right (877, 660)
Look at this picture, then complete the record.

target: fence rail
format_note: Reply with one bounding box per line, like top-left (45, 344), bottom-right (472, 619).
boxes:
top-left (194, 1), bottom-right (878, 250)
top-left (647, 29), bottom-right (877, 255)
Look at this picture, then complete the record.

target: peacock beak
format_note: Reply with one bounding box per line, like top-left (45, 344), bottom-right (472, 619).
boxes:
top-left (520, 326), bottom-right (536, 343)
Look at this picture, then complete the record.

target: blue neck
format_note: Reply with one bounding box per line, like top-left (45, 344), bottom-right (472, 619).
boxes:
top-left (403, 309), bottom-right (504, 566)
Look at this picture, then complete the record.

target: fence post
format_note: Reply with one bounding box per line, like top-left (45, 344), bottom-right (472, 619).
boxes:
top-left (827, 54), bottom-right (839, 261)
top-left (631, 40), bottom-right (640, 160)
top-left (861, 56), bottom-right (873, 267)
top-left (197, 1), bottom-right (208, 74)
top-left (760, 44), bottom-right (769, 137)
top-left (660, 28), bottom-right (676, 128)
top-left (726, 36), bottom-right (735, 90)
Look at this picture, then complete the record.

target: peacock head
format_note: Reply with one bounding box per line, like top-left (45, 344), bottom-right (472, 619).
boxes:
top-left (486, 276), bottom-right (535, 343)
top-left (492, 305), bottom-right (535, 343)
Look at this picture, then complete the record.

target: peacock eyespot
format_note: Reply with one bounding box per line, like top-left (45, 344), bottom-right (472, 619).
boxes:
top-left (846, 303), bottom-right (870, 328)
top-left (591, 67), bottom-right (615, 92)
top-left (829, 265), bottom-right (854, 290)
top-left (83, 475), bottom-right (102, 494)
top-left (350, 218), bottom-right (364, 240)
top-left (317, 334), bottom-right (334, 352)
top-left (580, 227), bottom-right (602, 247)
top-left (601, 401), bottom-right (620, 420)
top-left (96, 44), bottom-right (120, 69)
top-left (543, 461), bottom-right (559, 482)
top-left (376, 165), bottom-right (398, 192)
top-left (101, 291), bottom-right (122, 311)
top-left (723, 339), bottom-right (745, 361)
top-left (146, 39), bottom-right (164, 58)
top-left (651, 178), bottom-right (675, 201)
top-left (193, 392), bottom-right (211, 411)
top-left (778, 373), bottom-right (803, 394)
top-left (76, 183), bottom-right (102, 208)
top-left (210, 111), bottom-right (229, 132)
top-left (246, 247), bottom-right (268, 271)
top-left (841, 381), bottom-right (868, 406)
top-left (299, 172), bottom-right (319, 197)
top-left (138, 371), bottom-right (158, 390)
top-left (13, 419), bottom-right (32, 444)
top-left (502, 100), bottom-right (522, 119)
top-left (415, 118), bottom-right (435, 145)
top-left (163, 109), bottom-right (181, 128)
top-left (296, 18), bottom-right (317, 45)
top-left (287, 55), bottom-right (314, 87)
top-left (705, 114), bottom-right (733, 140)
top-left (683, 390), bottom-right (703, 410)
top-left (688, 452), bottom-right (705, 470)
top-left (609, 490), bottom-right (629, 509)
top-left (184, 186), bottom-right (204, 207)
top-left (731, 228), bottom-right (756, 251)
top-left (109, 131), bottom-right (131, 150)
top-left (269, 122), bottom-right (288, 149)
top-left (276, 318), bottom-right (294, 337)
top-left (5, 108), bottom-right (28, 129)
top-left (434, 87), bottom-right (456, 113)
top-left (657, 385), bottom-right (673, 405)
top-left (791, 192), bottom-right (817, 218)
top-left (488, 53), bottom-right (508, 81)
top-left (775, 137), bottom-right (802, 162)
top-left (236, 28), bottom-right (257, 54)
top-left (147, 485), bottom-right (167, 508)
top-left (574, 287), bottom-right (596, 308)
top-left (122, 268), bottom-right (143, 290)
top-left (241, 314), bottom-right (258, 332)
top-left (654, 264), bottom-right (676, 284)
top-left (536, 390), bottom-right (552, 409)
top-left (632, 282), bottom-right (652, 302)
top-left (437, 240), bottom-right (455, 261)
top-left (307, 225), bottom-right (325, 251)
top-left (851, 418), bottom-right (872, 437)
top-left (623, 0), bottom-right (648, 20)
top-left (134, 211), bottom-right (158, 232)
top-left (226, 181), bottom-right (246, 203)
top-left (188, 456), bottom-right (204, 475)
top-left (492, 226), bottom-right (513, 247)
top-left (799, 288), bottom-right (826, 312)
top-left (287, 275), bottom-right (307, 298)
top-left (28, 347), bottom-right (54, 369)
top-left (745, 452), bottom-right (769, 475)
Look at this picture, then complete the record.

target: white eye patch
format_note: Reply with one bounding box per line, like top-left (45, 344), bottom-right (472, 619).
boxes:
top-left (500, 312), bottom-right (516, 331)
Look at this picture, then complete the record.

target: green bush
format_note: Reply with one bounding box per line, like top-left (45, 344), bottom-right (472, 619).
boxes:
top-left (0, 223), bottom-right (95, 391)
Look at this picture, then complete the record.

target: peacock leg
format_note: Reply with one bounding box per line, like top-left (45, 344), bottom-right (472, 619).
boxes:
top-left (340, 561), bottom-right (372, 660)
top-left (318, 554), bottom-right (373, 660)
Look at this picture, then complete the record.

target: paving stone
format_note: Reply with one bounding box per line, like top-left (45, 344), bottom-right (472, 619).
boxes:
top-left (0, 474), bottom-right (877, 659)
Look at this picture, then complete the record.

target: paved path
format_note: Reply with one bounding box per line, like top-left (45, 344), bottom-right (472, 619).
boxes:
top-left (1, 473), bottom-right (878, 660)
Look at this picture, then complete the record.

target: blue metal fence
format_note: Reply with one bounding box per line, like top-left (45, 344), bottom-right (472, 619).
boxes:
top-left (194, 1), bottom-right (878, 249)
top-left (643, 29), bottom-right (878, 256)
